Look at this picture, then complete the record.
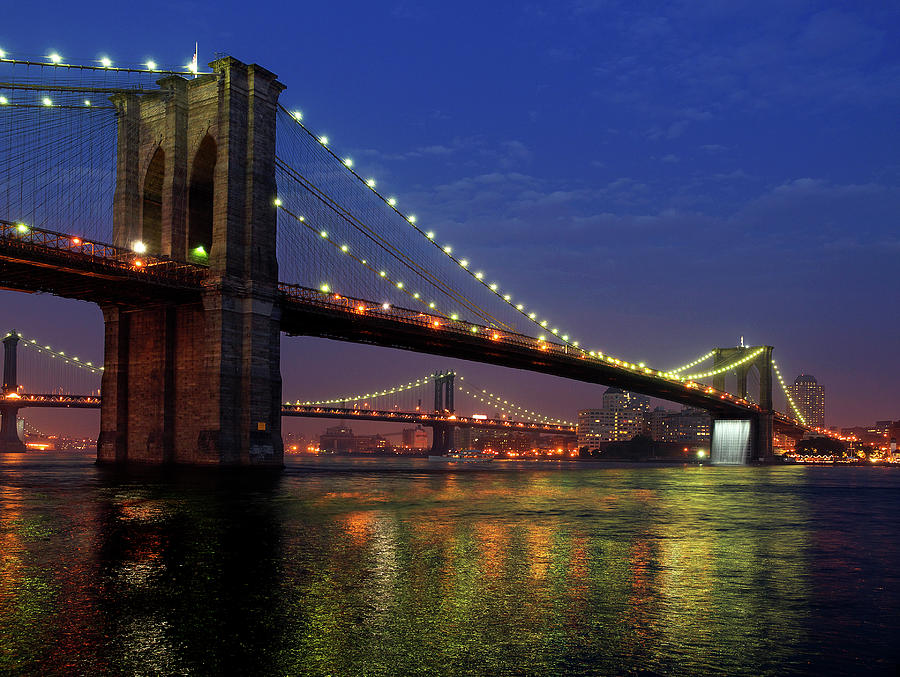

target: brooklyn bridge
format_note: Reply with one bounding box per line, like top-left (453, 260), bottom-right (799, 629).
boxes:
top-left (0, 55), bottom-right (818, 465)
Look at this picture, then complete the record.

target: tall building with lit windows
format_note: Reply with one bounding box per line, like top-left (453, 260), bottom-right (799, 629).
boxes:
top-left (578, 387), bottom-right (650, 451)
top-left (788, 374), bottom-right (825, 428)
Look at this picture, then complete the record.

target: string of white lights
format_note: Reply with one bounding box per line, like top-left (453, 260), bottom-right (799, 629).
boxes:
top-left (4, 331), bottom-right (103, 373)
top-left (289, 372), bottom-right (443, 406)
top-left (678, 347), bottom-right (765, 380)
top-left (771, 359), bottom-right (807, 425)
top-left (0, 49), bottom-right (209, 75)
top-left (277, 104), bottom-right (593, 352)
top-left (277, 201), bottom-right (472, 321)
top-left (456, 376), bottom-right (572, 425)
top-left (664, 350), bottom-right (716, 375)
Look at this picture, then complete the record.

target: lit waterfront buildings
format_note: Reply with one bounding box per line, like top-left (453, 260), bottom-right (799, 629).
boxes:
top-left (578, 388), bottom-right (710, 454)
top-left (401, 426), bottom-right (428, 449)
top-left (649, 407), bottom-right (711, 444)
top-left (788, 374), bottom-right (825, 428)
top-left (577, 387), bottom-right (650, 452)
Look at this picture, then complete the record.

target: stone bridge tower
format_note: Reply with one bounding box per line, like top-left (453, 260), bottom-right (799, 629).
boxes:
top-left (98, 58), bottom-right (285, 466)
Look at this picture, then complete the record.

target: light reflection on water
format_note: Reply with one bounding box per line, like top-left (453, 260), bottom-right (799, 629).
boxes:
top-left (1, 453), bottom-right (899, 675)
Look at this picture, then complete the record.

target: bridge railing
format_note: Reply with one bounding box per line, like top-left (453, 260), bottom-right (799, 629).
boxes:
top-left (0, 220), bottom-right (206, 287)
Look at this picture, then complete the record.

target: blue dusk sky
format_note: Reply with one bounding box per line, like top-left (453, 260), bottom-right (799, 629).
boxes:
top-left (1, 0), bottom-right (898, 436)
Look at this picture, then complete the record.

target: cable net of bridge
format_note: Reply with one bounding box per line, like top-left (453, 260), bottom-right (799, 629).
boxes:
top-left (0, 60), bottom-right (186, 243)
top-left (4, 330), bottom-right (102, 396)
top-left (275, 108), bottom-right (581, 340)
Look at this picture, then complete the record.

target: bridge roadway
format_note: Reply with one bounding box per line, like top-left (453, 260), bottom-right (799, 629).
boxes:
top-left (4, 394), bottom-right (575, 436)
top-left (0, 221), bottom-right (806, 436)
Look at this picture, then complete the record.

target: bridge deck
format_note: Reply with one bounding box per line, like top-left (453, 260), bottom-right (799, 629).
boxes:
top-left (1, 223), bottom-right (806, 432)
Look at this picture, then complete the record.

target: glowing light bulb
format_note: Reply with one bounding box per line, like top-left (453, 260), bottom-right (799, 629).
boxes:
top-left (146, 60), bottom-right (157, 70)
top-left (0, 96), bottom-right (7, 105)
top-left (540, 320), bottom-right (548, 327)
top-left (273, 198), bottom-right (282, 207)
top-left (407, 215), bottom-right (416, 223)
top-left (132, 241), bottom-right (147, 254)
top-left (382, 303), bottom-right (390, 310)
top-left (443, 245), bottom-right (452, 254)
top-left (16, 223), bottom-right (29, 234)
top-left (475, 272), bottom-right (483, 280)
top-left (343, 158), bottom-right (353, 167)
top-left (388, 197), bottom-right (397, 206)
top-left (450, 313), bottom-right (459, 320)
top-left (319, 230), bottom-right (327, 238)
top-left (459, 259), bottom-right (468, 268)
top-left (48, 52), bottom-right (62, 64)
top-left (529, 312), bottom-right (536, 319)
top-left (319, 284), bottom-right (330, 292)
top-left (429, 302), bottom-right (436, 309)
top-left (0, 49), bottom-right (5, 58)
top-left (516, 304), bottom-right (524, 311)
top-left (42, 97), bottom-right (52, 106)
top-left (489, 283), bottom-right (498, 291)
top-left (396, 281), bottom-right (404, 289)
top-left (292, 110), bottom-right (303, 120)
top-left (340, 244), bottom-right (348, 252)
top-left (366, 178), bottom-right (376, 188)
top-left (503, 294), bottom-right (511, 301)
top-left (379, 271), bottom-right (386, 277)
top-left (319, 135), bottom-right (329, 145)
top-left (84, 99), bottom-right (91, 106)
top-left (413, 292), bottom-right (420, 299)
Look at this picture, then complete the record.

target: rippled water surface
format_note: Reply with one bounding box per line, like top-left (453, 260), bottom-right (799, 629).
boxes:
top-left (1, 453), bottom-right (899, 675)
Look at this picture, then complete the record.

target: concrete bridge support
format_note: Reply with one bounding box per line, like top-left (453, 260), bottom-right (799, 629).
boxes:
top-left (98, 58), bottom-right (285, 466)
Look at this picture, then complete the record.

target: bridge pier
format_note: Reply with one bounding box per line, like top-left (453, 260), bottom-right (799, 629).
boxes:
top-left (429, 422), bottom-right (454, 456)
top-left (98, 58), bottom-right (285, 467)
top-left (710, 413), bottom-right (774, 464)
top-left (0, 405), bottom-right (25, 453)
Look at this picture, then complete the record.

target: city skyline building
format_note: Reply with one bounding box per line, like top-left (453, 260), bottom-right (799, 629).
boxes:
top-left (577, 387), bottom-right (651, 452)
top-left (788, 374), bottom-right (826, 428)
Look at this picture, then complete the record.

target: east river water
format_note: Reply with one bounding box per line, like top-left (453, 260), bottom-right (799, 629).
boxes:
top-left (1, 453), bottom-right (898, 676)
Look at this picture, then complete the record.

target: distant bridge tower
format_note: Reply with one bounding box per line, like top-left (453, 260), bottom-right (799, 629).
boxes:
top-left (98, 58), bottom-right (285, 466)
top-left (710, 345), bottom-right (774, 462)
top-left (433, 370), bottom-right (455, 412)
top-left (430, 370), bottom-right (456, 455)
top-left (0, 331), bottom-right (26, 452)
